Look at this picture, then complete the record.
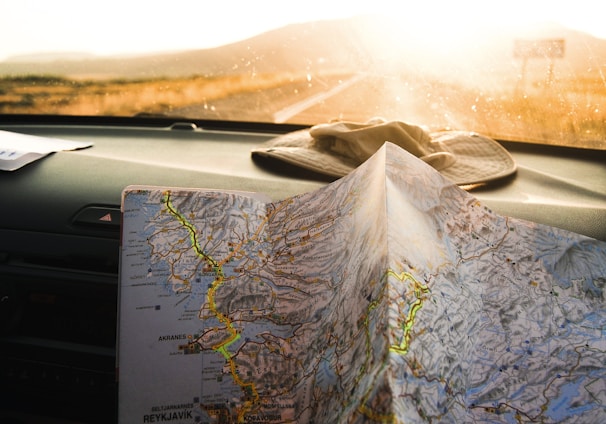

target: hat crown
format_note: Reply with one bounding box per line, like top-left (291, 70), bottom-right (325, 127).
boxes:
top-left (310, 120), bottom-right (456, 169)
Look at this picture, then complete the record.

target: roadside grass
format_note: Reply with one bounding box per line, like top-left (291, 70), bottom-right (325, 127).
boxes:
top-left (0, 73), bottom-right (321, 116)
top-left (423, 77), bottom-right (606, 149)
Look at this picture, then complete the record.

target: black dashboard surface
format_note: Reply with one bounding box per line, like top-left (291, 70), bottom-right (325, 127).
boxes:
top-left (0, 119), bottom-right (604, 423)
top-left (1, 121), bottom-right (604, 240)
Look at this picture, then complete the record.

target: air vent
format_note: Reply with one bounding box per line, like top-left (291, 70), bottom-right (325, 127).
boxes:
top-left (0, 229), bottom-right (120, 276)
top-left (21, 252), bottom-right (118, 275)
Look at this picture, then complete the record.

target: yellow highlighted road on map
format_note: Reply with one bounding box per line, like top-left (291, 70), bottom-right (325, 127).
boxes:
top-left (163, 191), bottom-right (295, 421)
top-left (387, 270), bottom-right (430, 356)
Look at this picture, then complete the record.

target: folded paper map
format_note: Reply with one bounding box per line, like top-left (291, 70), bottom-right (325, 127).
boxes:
top-left (118, 142), bottom-right (606, 423)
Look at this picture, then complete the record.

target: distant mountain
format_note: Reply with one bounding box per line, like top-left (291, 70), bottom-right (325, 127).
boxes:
top-left (0, 15), bottom-right (604, 82)
top-left (4, 52), bottom-right (97, 63)
top-left (0, 17), bottom-right (376, 79)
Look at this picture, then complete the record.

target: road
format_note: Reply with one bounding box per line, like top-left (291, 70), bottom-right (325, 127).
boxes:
top-left (168, 71), bottom-right (458, 129)
top-left (272, 73), bottom-right (366, 123)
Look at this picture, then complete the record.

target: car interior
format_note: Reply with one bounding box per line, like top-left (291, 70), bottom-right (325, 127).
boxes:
top-left (0, 1), bottom-right (604, 423)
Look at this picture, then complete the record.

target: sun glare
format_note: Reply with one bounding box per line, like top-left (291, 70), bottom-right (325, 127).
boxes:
top-left (0, 0), bottom-right (604, 62)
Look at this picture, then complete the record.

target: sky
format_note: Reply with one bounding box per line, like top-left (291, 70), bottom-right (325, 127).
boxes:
top-left (1, 0), bottom-right (604, 61)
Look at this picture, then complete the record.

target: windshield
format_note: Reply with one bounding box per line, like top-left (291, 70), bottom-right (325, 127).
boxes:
top-left (1, 0), bottom-right (605, 149)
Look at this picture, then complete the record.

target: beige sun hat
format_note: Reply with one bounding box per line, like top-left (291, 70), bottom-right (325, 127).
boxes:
top-left (251, 118), bottom-right (516, 185)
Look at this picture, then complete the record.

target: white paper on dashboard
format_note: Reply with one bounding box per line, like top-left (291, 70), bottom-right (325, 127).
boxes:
top-left (0, 129), bottom-right (93, 171)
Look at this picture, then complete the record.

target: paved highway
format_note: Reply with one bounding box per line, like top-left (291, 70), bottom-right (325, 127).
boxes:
top-left (169, 71), bottom-right (460, 130)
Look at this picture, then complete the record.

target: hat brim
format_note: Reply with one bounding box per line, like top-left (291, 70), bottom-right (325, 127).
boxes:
top-left (251, 129), bottom-right (516, 186)
top-left (430, 131), bottom-right (517, 185)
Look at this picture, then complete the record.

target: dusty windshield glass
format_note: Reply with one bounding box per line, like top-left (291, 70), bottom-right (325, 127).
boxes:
top-left (0, 0), bottom-right (604, 149)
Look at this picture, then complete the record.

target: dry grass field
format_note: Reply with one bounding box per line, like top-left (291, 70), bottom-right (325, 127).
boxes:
top-left (408, 74), bottom-right (606, 149)
top-left (0, 73), bottom-right (320, 116)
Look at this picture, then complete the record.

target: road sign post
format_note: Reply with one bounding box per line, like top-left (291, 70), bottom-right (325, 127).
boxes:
top-left (514, 39), bottom-right (565, 93)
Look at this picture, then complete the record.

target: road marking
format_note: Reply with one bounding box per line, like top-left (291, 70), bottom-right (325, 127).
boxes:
top-left (273, 73), bottom-right (366, 123)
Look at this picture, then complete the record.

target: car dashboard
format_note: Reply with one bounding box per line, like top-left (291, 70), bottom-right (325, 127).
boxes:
top-left (0, 116), bottom-right (604, 423)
